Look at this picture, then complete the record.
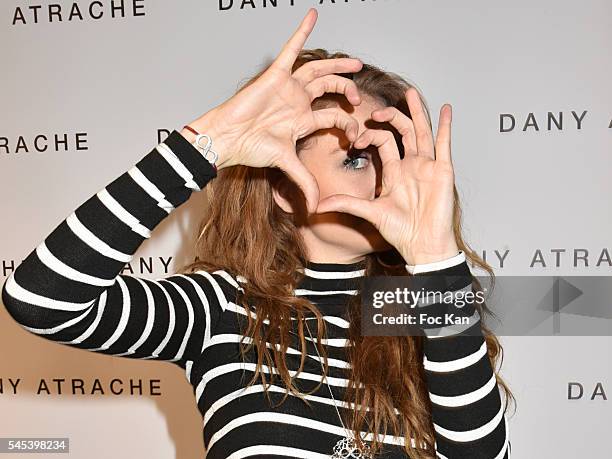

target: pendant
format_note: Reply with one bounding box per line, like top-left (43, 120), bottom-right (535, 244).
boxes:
top-left (332, 436), bottom-right (373, 459)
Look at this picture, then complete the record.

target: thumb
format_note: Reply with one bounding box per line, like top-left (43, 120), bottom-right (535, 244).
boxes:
top-left (277, 153), bottom-right (320, 214)
top-left (316, 194), bottom-right (377, 224)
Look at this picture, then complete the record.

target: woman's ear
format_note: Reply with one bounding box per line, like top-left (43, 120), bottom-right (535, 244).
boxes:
top-left (272, 175), bottom-right (296, 214)
top-left (271, 168), bottom-right (311, 222)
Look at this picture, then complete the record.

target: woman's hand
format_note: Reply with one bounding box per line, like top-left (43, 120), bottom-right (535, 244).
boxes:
top-left (183, 8), bottom-right (363, 214)
top-left (315, 87), bottom-right (460, 266)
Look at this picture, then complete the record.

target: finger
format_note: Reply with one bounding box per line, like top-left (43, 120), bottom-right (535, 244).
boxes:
top-left (304, 74), bottom-right (361, 106)
top-left (434, 104), bottom-right (453, 164)
top-left (272, 8), bottom-right (318, 72)
top-left (293, 57), bottom-right (363, 89)
top-left (406, 87), bottom-right (435, 157)
top-left (276, 152), bottom-right (320, 214)
top-left (304, 107), bottom-right (360, 142)
top-left (371, 106), bottom-right (418, 156)
top-left (316, 193), bottom-right (379, 224)
top-left (353, 128), bottom-right (401, 167)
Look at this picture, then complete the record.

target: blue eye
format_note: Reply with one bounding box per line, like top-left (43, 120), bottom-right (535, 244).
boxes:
top-left (343, 152), bottom-right (370, 171)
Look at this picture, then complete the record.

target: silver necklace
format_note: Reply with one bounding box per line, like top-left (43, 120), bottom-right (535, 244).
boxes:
top-left (304, 320), bottom-right (373, 459)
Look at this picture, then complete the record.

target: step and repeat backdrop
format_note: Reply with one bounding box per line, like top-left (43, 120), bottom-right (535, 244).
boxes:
top-left (1, 1), bottom-right (610, 458)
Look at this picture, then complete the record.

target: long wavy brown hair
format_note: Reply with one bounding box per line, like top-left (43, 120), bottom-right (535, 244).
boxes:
top-left (180, 48), bottom-right (515, 458)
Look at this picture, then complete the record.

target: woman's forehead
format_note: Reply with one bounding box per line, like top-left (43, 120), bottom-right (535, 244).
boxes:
top-left (300, 94), bottom-right (390, 153)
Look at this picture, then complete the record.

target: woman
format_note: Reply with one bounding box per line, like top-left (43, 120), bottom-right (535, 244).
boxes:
top-left (2, 8), bottom-right (512, 459)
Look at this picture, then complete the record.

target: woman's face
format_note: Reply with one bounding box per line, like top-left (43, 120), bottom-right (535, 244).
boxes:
top-left (274, 94), bottom-right (395, 262)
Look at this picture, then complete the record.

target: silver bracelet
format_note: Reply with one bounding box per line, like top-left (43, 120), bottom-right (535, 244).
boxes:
top-left (192, 133), bottom-right (219, 167)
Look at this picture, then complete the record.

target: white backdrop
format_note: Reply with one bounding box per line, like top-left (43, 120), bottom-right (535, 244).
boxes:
top-left (1, 1), bottom-right (611, 458)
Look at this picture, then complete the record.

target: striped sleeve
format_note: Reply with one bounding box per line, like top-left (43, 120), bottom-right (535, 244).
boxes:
top-left (1, 130), bottom-right (226, 369)
top-left (410, 252), bottom-right (511, 458)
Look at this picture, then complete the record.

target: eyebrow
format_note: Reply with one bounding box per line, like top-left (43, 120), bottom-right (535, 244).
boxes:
top-left (332, 147), bottom-right (350, 154)
top-left (334, 145), bottom-right (375, 154)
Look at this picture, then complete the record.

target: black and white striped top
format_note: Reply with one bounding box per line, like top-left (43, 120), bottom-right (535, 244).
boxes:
top-left (1, 130), bottom-right (510, 458)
